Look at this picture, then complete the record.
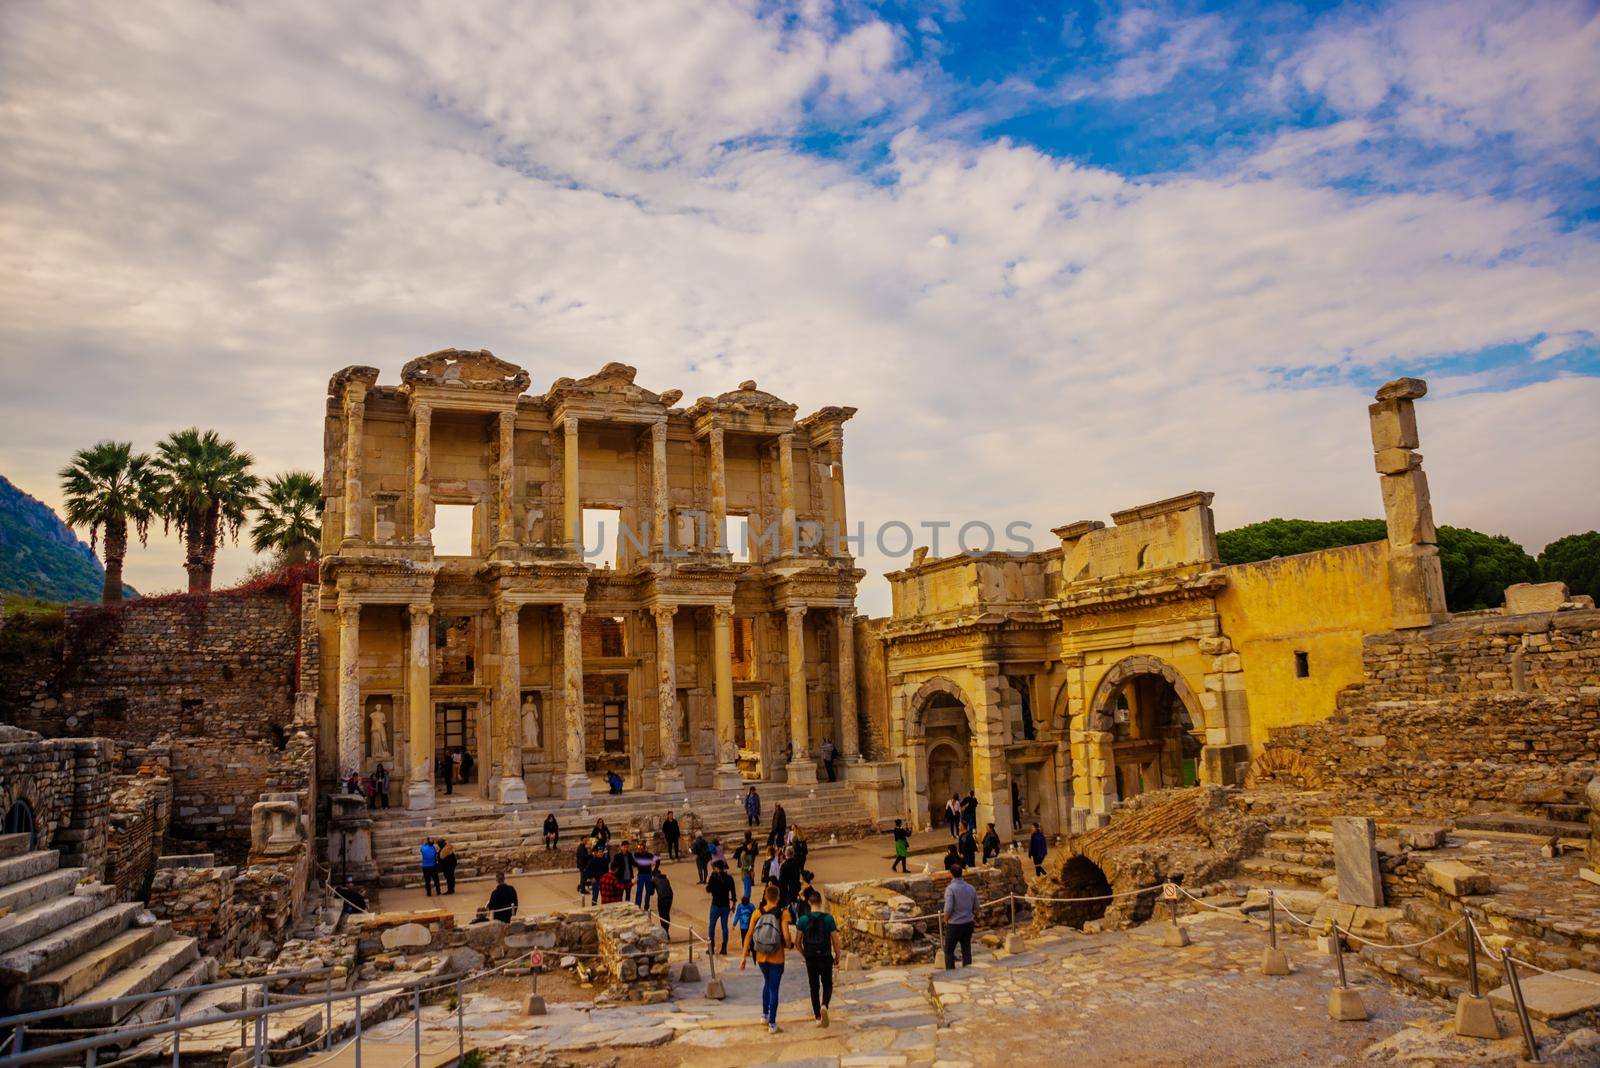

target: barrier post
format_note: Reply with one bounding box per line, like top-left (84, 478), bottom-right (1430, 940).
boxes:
top-left (1261, 890), bottom-right (1289, 976)
top-left (1454, 916), bottom-right (1500, 1039)
top-left (1327, 923), bottom-right (1367, 1021)
top-left (171, 993), bottom-right (181, 1068)
top-left (1502, 953), bottom-right (1540, 1062)
top-left (456, 979), bottom-right (465, 1061)
top-left (325, 970), bottom-right (334, 1049)
top-left (354, 992), bottom-right (363, 1068)
top-left (412, 989), bottom-right (422, 1067)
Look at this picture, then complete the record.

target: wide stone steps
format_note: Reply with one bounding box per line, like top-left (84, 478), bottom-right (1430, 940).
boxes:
top-left (1237, 856), bottom-right (1331, 889)
top-left (58, 935), bottom-right (201, 1027)
top-left (0, 850), bottom-right (66, 891)
top-left (21, 924), bottom-right (171, 1010)
top-left (0, 832), bottom-right (32, 861)
top-left (0, 884), bottom-right (117, 957)
top-left (0, 900), bottom-right (143, 983)
top-left (0, 869), bottom-right (89, 925)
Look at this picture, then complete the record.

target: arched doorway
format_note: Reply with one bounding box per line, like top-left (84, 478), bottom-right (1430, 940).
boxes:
top-left (1090, 657), bottom-right (1203, 802)
top-left (912, 680), bottom-right (974, 828)
top-left (4, 799), bottom-right (36, 849)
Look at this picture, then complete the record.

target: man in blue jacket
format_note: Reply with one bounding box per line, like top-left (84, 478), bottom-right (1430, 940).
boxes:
top-left (1027, 822), bottom-right (1049, 877)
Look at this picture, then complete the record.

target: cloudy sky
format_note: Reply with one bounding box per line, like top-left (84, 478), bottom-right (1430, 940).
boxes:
top-left (1, 0), bottom-right (1597, 611)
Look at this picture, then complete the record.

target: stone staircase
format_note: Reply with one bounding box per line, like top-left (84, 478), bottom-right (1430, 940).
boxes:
top-left (369, 781), bottom-right (876, 887)
top-left (0, 832), bottom-right (215, 1041)
top-left (1236, 828), bottom-right (1337, 892)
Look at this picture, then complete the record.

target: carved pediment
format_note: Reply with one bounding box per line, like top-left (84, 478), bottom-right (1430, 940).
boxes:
top-left (688, 380), bottom-right (799, 419)
top-left (546, 362), bottom-right (678, 410)
top-left (401, 349), bottom-right (530, 393)
top-left (328, 365), bottom-right (380, 397)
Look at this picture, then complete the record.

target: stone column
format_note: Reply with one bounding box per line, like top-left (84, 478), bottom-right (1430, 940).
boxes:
top-left (830, 437), bottom-right (848, 557)
top-left (836, 608), bottom-right (859, 762)
top-left (708, 425), bottom-right (726, 552)
top-left (777, 430), bottom-right (797, 558)
top-left (341, 385), bottom-right (367, 545)
top-left (496, 409), bottom-right (518, 550)
top-left (712, 604), bottom-right (741, 788)
top-left (405, 603), bottom-right (434, 810)
top-left (561, 603), bottom-right (591, 799)
top-left (337, 601), bottom-right (362, 777)
top-left (784, 605), bottom-right (817, 783)
top-left (562, 415), bottom-right (581, 555)
top-left (651, 419), bottom-right (669, 555)
top-left (412, 402), bottom-right (432, 543)
top-left (652, 605), bottom-right (686, 794)
top-left (494, 604), bottom-right (528, 804)
top-left (1370, 377), bottom-right (1449, 628)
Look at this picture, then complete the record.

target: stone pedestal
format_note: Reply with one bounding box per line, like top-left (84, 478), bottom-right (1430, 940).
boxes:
top-left (1454, 994), bottom-right (1500, 1038)
top-left (1332, 815), bottom-right (1385, 907)
top-left (1261, 946), bottom-right (1290, 975)
top-left (405, 781), bottom-right (436, 811)
top-left (713, 765), bottom-right (743, 790)
top-left (563, 773), bottom-right (593, 800)
top-left (497, 776), bottom-right (529, 805)
top-left (328, 794), bottom-right (376, 883)
top-left (1328, 987), bottom-right (1368, 1021)
top-left (786, 760), bottom-right (820, 785)
top-left (654, 767), bottom-right (687, 796)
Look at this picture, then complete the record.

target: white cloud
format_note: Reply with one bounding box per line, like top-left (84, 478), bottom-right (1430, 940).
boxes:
top-left (0, 0), bottom-right (1596, 609)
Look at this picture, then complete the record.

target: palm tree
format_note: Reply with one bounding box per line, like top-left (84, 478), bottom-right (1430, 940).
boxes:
top-left (58, 441), bottom-right (159, 604)
top-left (251, 472), bottom-right (323, 563)
top-left (152, 428), bottom-right (259, 592)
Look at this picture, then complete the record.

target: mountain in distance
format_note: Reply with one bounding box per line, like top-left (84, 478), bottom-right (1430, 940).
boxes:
top-left (0, 474), bottom-right (137, 603)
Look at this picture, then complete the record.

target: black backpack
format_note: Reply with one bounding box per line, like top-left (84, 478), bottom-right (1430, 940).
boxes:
top-left (801, 911), bottom-right (834, 959)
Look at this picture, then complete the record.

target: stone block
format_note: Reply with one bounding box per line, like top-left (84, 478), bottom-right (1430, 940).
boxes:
top-left (1379, 470), bottom-right (1436, 547)
top-left (380, 922), bottom-right (433, 950)
top-left (1373, 447), bottom-right (1419, 475)
top-left (523, 993), bottom-right (546, 1015)
top-left (1368, 398), bottom-right (1419, 451)
top-left (704, 977), bottom-right (726, 999)
top-left (1454, 994), bottom-right (1500, 1039)
top-left (1261, 946), bottom-right (1290, 975)
top-left (1332, 816), bottom-right (1384, 908)
top-left (1425, 860), bottom-right (1491, 897)
top-left (1503, 582), bottom-right (1570, 615)
top-left (1488, 968), bottom-right (1600, 1021)
top-left (1328, 987), bottom-right (1368, 1021)
top-left (1399, 825), bottom-right (1448, 850)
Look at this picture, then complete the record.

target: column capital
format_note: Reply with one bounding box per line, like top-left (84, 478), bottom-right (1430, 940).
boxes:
top-left (497, 603), bottom-right (520, 626)
top-left (713, 603), bottom-right (734, 623)
top-left (785, 604), bottom-right (807, 623)
top-left (562, 602), bottom-right (586, 626)
top-left (498, 408), bottom-right (516, 428)
top-left (650, 603), bottom-right (678, 624)
top-left (411, 399), bottom-right (432, 420)
top-left (563, 413), bottom-right (580, 435)
top-left (708, 424), bottom-right (725, 445)
top-left (337, 601), bottom-right (361, 626)
top-left (777, 429), bottom-right (795, 446)
top-left (407, 602), bottom-right (433, 624)
top-left (650, 417), bottom-right (668, 439)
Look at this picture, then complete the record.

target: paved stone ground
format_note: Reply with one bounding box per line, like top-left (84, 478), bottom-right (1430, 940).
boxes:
top-left (345, 910), bottom-right (1599, 1067)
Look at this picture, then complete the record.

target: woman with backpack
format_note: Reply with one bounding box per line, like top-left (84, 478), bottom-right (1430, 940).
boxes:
top-left (739, 882), bottom-right (794, 1034)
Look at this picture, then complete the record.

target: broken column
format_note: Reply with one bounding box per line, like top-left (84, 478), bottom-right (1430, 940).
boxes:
top-left (1369, 378), bottom-right (1449, 628)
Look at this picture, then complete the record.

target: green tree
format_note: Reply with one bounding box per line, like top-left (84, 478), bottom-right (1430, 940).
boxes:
top-left (1435, 525), bottom-right (1540, 611)
top-left (57, 441), bottom-right (158, 604)
top-left (152, 428), bottom-right (259, 592)
top-left (1216, 518), bottom-right (1388, 565)
top-left (251, 472), bottom-right (323, 563)
top-left (1538, 531), bottom-right (1600, 602)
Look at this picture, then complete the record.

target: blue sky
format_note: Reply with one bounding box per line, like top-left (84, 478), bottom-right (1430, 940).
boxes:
top-left (0, 0), bottom-right (1596, 606)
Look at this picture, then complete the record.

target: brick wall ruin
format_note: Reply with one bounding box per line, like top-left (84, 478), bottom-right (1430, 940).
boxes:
top-left (1258, 607), bottom-right (1600, 816)
top-left (105, 767), bottom-right (173, 899)
top-left (824, 857), bottom-right (1027, 965)
top-left (0, 726), bottom-right (113, 878)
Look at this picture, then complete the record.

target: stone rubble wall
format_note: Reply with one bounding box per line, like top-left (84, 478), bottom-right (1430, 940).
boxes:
top-left (0, 727), bottom-right (112, 878)
top-left (824, 856), bottom-right (1027, 965)
top-left (148, 859), bottom-right (247, 957)
top-left (105, 768), bottom-right (172, 899)
top-left (1260, 608), bottom-right (1600, 816)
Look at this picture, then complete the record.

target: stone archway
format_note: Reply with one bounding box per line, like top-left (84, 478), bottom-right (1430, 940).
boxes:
top-left (1088, 655), bottom-right (1204, 803)
top-left (907, 677), bottom-right (977, 830)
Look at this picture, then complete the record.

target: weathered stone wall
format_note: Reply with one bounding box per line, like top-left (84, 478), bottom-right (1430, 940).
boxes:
top-left (824, 857), bottom-right (1027, 965)
top-left (0, 726), bottom-right (112, 878)
top-left (105, 768), bottom-right (172, 900)
top-left (148, 856), bottom-right (248, 958)
top-left (1259, 608), bottom-right (1600, 816)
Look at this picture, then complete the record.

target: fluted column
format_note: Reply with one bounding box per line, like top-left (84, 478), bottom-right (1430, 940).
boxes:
top-left (494, 604), bottom-right (528, 804)
top-left (650, 419), bottom-right (669, 555)
top-left (412, 403), bottom-right (432, 543)
top-left (837, 608), bottom-right (859, 761)
top-left (405, 603), bottom-right (434, 810)
top-left (652, 605), bottom-right (685, 793)
top-left (496, 409), bottom-right (517, 549)
top-left (561, 603), bottom-right (591, 798)
top-left (337, 601), bottom-right (362, 777)
top-left (708, 426), bottom-right (726, 552)
top-left (777, 430), bottom-right (796, 558)
top-left (712, 604), bottom-right (740, 788)
top-left (562, 415), bottom-right (581, 555)
top-left (341, 386), bottom-right (367, 545)
top-left (830, 438), bottom-right (848, 557)
top-left (784, 605), bottom-right (817, 783)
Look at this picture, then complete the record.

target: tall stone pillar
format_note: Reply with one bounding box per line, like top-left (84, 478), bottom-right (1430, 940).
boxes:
top-left (712, 605), bottom-right (741, 789)
top-left (777, 431), bottom-right (797, 558)
top-left (1369, 378), bottom-right (1449, 628)
top-left (830, 438), bottom-right (848, 557)
top-left (560, 604), bottom-right (592, 799)
top-left (836, 608), bottom-right (859, 761)
top-left (412, 402), bottom-right (432, 543)
top-left (785, 605), bottom-right (818, 783)
top-left (652, 605), bottom-right (685, 794)
top-left (494, 605), bottom-right (528, 804)
top-left (496, 410), bottom-right (518, 549)
top-left (341, 385), bottom-right (367, 545)
top-left (562, 415), bottom-right (581, 555)
top-left (337, 601), bottom-right (362, 778)
top-left (651, 419), bottom-right (669, 555)
top-left (708, 426), bottom-right (727, 552)
top-left (405, 603), bottom-right (434, 810)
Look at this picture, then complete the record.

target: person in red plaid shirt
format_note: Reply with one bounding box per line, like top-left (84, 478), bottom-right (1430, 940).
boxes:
top-left (598, 857), bottom-right (631, 904)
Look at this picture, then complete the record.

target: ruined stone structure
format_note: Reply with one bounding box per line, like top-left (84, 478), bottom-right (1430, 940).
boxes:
top-left (867, 379), bottom-right (1452, 836)
top-left (317, 350), bottom-right (866, 808)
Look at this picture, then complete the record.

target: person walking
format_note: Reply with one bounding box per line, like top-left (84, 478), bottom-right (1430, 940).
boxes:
top-left (420, 838), bottom-right (441, 897)
top-left (373, 764), bottom-right (390, 809)
top-left (740, 882), bottom-right (794, 1034)
top-left (819, 739), bottom-right (837, 782)
top-left (768, 803), bottom-right (787, 850)
top-left (586, 845), bottom-right (610, 905)
top-left (795, 888), bottom-right (841, 1027)
top-left (1010, 780), bottom-right (1024, 832)
top-left (690, 830), bottom-right (710, 884)
top-left (543, 812), bottom-right (560, 851)
top-left (662, 811), bottom-right (682, 861)
top-left (706, 859), bottom-right (735, 954)
top-left (438, 838), bottom-right (458, 894)
top-left (576, 839), bottom-right (592, 895)
top-left (944, 795), bottom-right (961, 839)
top-left (765, 844), bottom-right (783, 888)
top-left (653, 867), bottom-right (674, 938)
top-left (778, 846), bottom-right (804, 908)
top-left (791, 825), bottom-right (808, 868)
top-left (486, 872), bottom-right (519, 922)
top-left (942, 842), bottom-right (961, 874)
top-left (890, 819), bottom-right (910, 873)
top-left (734, 893), bottom-right (755, 946)
top-left (942, 864), bottom-right (979, 970)
top-left (957, 825), bottom-right (977, 869)
top-left (633, 843), bottom-right (657, 910)
top-left (744, 785), bottom-right (761, 829)
top-left (981, 822), bottom-right (1001, 865)
top-left (440, 751), bottom-right (454, 796)
top-left (1028, 822), bottom-right (1049, 877)
top-left (736, 832), bottom-right (758, 900)
top-left (960, 790), bottom-right (979, 834)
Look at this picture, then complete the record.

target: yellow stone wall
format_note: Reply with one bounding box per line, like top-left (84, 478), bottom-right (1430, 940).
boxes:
top-left (1215, 539), bottom-right (1396, 748)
